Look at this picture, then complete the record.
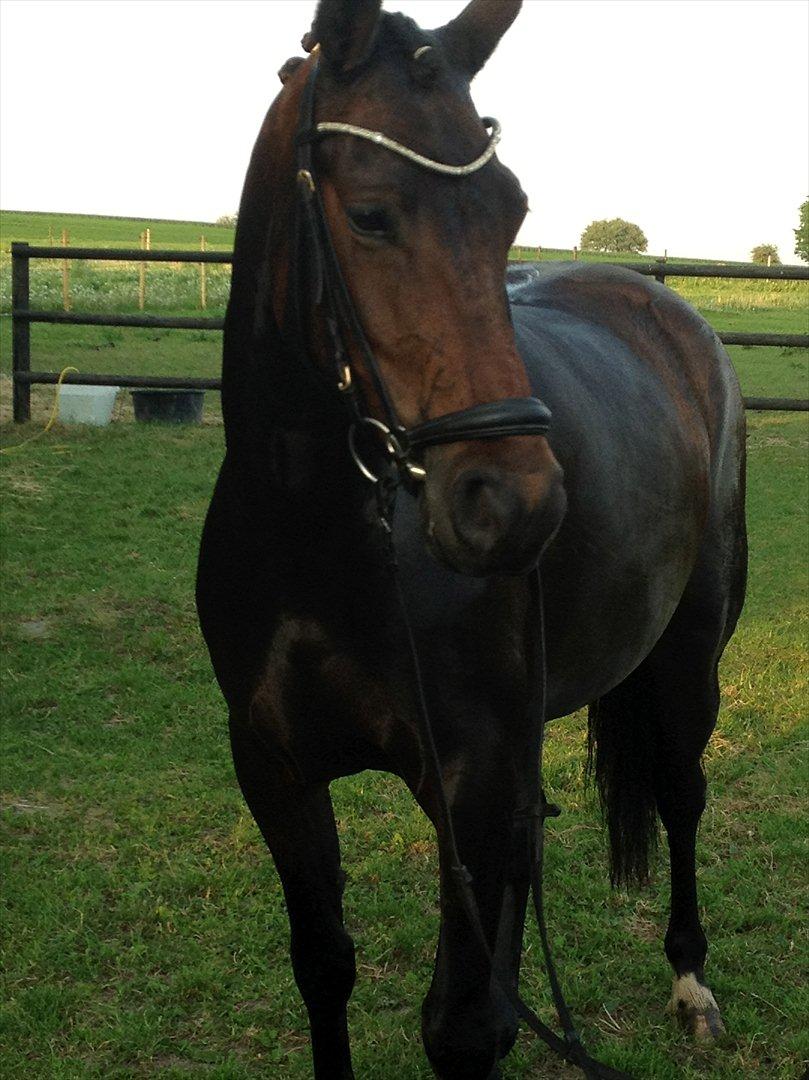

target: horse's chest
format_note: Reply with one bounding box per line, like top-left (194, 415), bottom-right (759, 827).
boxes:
top-left (248, 614), bottom-right (396, 781)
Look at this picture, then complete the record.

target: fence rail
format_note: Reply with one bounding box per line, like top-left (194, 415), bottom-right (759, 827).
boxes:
top-left (15, 310), bottom-right (224, 331)
top-left (10, 242), bottom-right (809, 422)
top-left (17, 245), bottom-right (232, 263)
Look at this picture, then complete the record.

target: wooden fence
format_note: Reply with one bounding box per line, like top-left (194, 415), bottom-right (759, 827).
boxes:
top-left (10, 242), bottom-right (809, 421)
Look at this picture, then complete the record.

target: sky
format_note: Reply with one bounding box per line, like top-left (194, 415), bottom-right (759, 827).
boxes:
top-left (1, 0), bottom-right (807, 262)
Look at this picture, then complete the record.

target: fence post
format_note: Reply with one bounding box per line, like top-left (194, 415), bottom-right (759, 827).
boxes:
top-left (138, 231), bottom-right (146, 310)
top-left (12, 242), bottom-right (32, 423)
top-left (199, 235), bottom-right (207, 310)
top-left (61, 228), bottom-right (71, 311)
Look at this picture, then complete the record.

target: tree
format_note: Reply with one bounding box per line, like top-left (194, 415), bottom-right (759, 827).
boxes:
top-left (795, 199), bottom-right (809, 262)
top-left (580, 218), bottom-right (647, 254)
top-left (750, 243), bottom-right (780, 265)
top-left (216, 214), bottom-right (238, 228)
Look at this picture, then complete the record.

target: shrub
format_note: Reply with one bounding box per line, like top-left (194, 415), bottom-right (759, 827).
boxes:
top-left (580, 218), bottom-right (647, 254)
top-left (751, 244), bottom-right (780, 265)
top-left (794, 199), bottom-right (808, 262)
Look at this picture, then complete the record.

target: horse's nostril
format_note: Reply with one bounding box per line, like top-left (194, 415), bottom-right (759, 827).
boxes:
top-left (451, 469), bottom-right (520, 554)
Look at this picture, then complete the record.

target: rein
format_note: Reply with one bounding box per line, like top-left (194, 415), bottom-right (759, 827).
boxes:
top-left (289, 60), bottom-right (632, 1080)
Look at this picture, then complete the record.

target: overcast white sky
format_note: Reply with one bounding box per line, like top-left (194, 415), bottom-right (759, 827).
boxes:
top-left (1, 0), bottom-right (807, 261)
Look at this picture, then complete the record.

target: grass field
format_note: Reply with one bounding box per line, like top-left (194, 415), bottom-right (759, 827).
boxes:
top-left (1, 416), bottom-right (806, 1080)
top-left (0, 210), bottom-right (237, 253)
top-left (1, 213), bottom-right (807, 1078)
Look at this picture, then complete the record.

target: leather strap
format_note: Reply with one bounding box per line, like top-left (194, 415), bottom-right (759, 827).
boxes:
top-left (405, 397), bottom-right (551, 452)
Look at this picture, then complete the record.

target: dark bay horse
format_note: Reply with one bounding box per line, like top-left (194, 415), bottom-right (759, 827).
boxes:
top-left (196, 1), bottom-right (747, 1076)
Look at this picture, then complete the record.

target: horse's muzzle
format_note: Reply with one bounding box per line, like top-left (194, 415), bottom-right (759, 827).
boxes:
top-left (425, 452), bottom-right (566, 576)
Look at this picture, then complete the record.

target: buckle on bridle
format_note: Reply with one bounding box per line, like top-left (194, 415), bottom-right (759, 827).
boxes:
top-left (348, 417), bottom-right (426, 485)
top-left (337, 362), bottom-right (352, 393)
top-left (296, 168), bottom-right (316, 194)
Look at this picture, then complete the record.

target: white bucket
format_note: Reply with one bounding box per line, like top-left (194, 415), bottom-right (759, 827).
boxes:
top-left (58, 385), bottom-right (119, 427)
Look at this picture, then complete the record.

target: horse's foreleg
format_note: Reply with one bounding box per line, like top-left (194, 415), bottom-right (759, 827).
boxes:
top-left (412, 739), bottom-right (516, 1080)
top-left (229, 718), bottom-right (356, 1079)
top-left (489, 741), bottom-right (541, 1060)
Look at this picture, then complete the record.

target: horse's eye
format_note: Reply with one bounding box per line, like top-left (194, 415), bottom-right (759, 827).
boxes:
top-left (346, 206), bottom-right (394, 240)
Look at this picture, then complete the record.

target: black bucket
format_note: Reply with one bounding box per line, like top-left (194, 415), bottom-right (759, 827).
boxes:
top-left (131, 389), bottom-right (205, 424)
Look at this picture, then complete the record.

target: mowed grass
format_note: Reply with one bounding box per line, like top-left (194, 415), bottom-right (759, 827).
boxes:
top-left (1, 416), bottom-right (807, 1078)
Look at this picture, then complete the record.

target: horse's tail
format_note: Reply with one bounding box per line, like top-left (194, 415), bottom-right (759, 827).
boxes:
top-left (587, 687), bottom-right (659, 888)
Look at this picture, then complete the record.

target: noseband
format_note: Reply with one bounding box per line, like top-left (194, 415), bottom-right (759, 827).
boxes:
top-left (292, 60), bottom-right (551, 489)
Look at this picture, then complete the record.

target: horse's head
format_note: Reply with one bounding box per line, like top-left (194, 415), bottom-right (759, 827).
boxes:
top-left (268, 0), bottom-right (565, 575)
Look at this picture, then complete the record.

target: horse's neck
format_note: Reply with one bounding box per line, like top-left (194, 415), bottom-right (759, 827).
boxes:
top-left (221, 70), bottom-right (365, 503)
top-left (226, 382), bottom-right (357, 498)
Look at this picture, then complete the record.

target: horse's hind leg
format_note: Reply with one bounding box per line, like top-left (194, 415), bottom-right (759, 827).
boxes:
top-left (649, 647), bottom-right (725, 1043)
top-left (229, 718), bottom-right (356, 1079)
top-left (590, 570), bottom-right (742, 1043)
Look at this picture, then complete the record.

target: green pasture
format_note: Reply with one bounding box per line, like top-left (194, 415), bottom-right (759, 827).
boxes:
top-left (0, 210), bottom-right (236, 253)
top-left (1, 211), bottom-right (807, 1077)
top-left (1, 411), bottom-right (806, 1079)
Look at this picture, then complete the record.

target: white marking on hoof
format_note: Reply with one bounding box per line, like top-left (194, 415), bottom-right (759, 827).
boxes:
top-left (667, 973), bottom-right (726, 1043)
top-left (668, 973), bottom-right (718, 1013)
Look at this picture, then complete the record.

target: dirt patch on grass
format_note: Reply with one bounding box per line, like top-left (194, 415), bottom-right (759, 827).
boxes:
top-left (17, 617), bottom-right (53, 640)
top-left (1, 795), bottom-right (63, 816)
top-left (626, 899), bottom-right (662, 943)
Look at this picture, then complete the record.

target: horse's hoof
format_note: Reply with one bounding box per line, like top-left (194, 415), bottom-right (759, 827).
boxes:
top-left (666, 973), bottom-right (726, 1044)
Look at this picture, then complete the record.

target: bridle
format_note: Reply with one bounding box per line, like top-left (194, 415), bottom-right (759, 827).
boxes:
top-left (292, 58), bottom-right (552, 491)
top-left (287, 57), bottom-right (632, 1080)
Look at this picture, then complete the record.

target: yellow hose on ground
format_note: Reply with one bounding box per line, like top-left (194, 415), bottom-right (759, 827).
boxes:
top-left (0, 367), bottom-right (80, 455)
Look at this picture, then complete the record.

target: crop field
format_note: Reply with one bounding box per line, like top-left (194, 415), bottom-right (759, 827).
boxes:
top-left (1, 214), bottom-right (807, 1078)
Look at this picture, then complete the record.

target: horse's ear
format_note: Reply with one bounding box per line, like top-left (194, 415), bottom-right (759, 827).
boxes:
top-left (438, 0), bottom-right (521, 78)
top-left (312, 0), bottom-right (382, 75)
